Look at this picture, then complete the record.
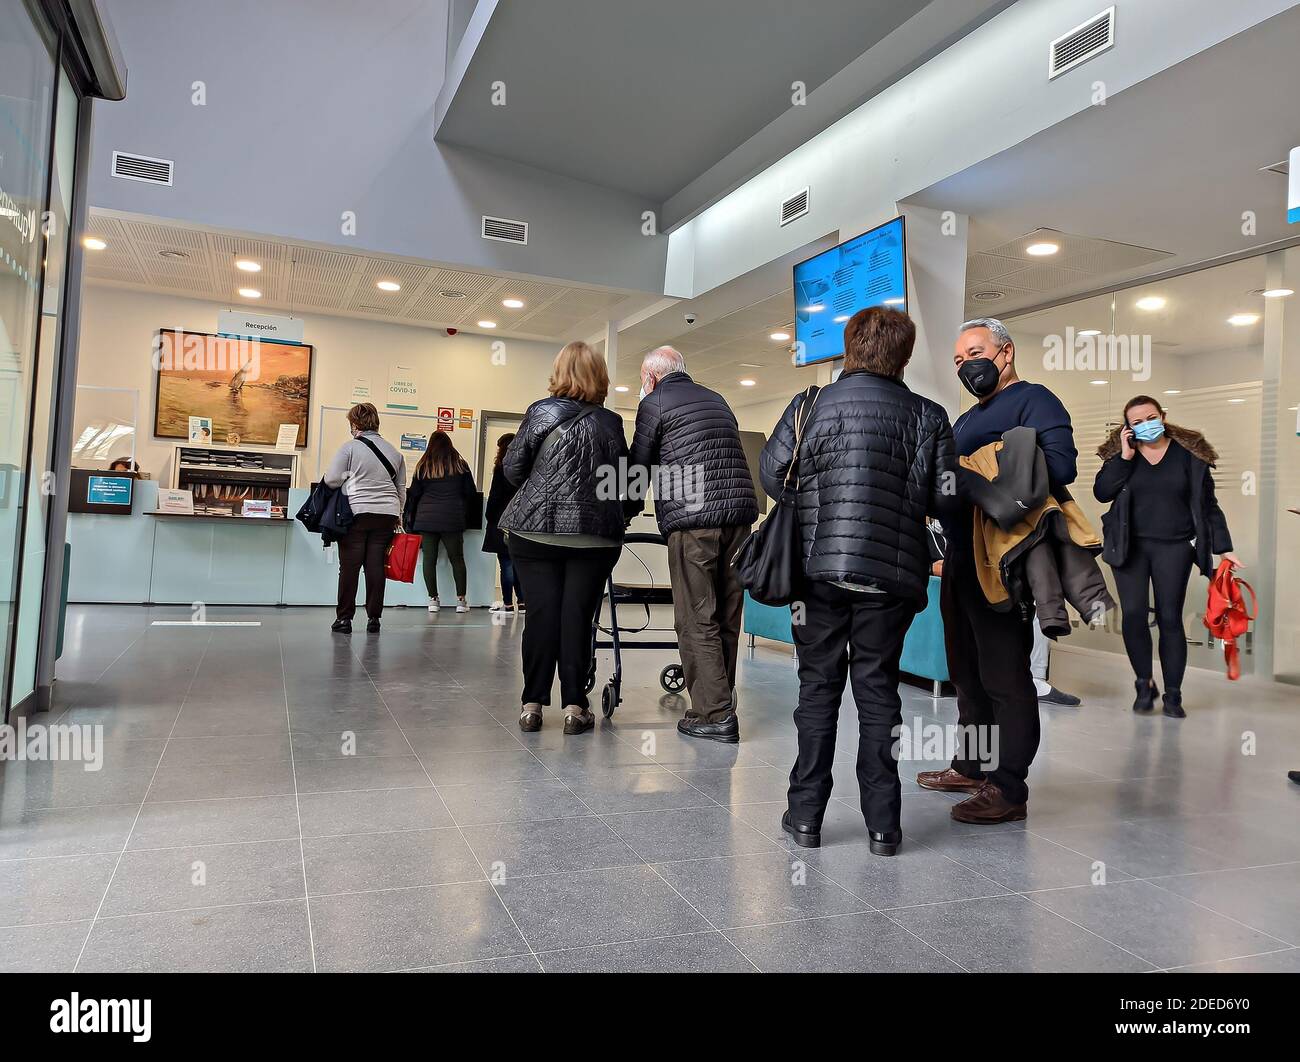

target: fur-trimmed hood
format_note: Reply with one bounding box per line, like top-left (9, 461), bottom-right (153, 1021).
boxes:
top-left (1096, 422), bottom-right (1218, 465)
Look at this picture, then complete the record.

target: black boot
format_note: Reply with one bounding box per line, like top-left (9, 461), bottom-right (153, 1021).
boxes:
top-left (1132, 678), bottom-right (1158, 712)
top-left (869, 830), bottom-right (902, 857)
top-left (1162, 687), bottom-right (1185, 718)
top-left (331, 619), bottom-right (352, 634)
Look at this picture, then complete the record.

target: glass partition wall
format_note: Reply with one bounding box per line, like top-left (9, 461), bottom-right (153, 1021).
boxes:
top-left (1004, 251), bottom-right (1300, 685)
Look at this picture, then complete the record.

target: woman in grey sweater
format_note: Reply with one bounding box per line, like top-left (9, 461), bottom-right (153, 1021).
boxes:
top-left (323, 403), bottom-right (407, 634)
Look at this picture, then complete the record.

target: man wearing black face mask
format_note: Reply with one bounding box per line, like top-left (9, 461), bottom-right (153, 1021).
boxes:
top-left (916, 317), bottom-right (1077, 824)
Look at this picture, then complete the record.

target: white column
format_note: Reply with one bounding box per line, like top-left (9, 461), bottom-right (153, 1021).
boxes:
top-left (603, 319), bottom-right (619, 408)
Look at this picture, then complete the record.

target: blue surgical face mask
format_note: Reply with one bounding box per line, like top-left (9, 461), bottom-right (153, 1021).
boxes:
top-left (1132, 419), bottom-right (1165, 443)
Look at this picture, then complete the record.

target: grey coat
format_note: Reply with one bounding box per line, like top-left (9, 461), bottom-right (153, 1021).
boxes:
top-left (323, 432), bottom-right (408, 519)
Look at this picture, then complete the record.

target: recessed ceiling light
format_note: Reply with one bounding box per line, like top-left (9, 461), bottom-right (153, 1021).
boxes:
top-left (614, 385), bottom-right (629, 393)
top-left (238, 288), bottom-right (261, 299)
top-left (477, 320), bottom-right (497, 329)
top-left (502, 298), bottom-right (525, 309)
top-left (1262, 288), bottom-right (1294, 298)
top-left (376, 280), bottom-right (401, 292)
top-left (1228, 398), bottom-right (1246, 404)
top-left (971, 290), bottom-right (1005, 302)
top-left (1078, 329), bottom-right (1102, 337)
top-left (1135, 296), bottom-right (1166, 311)
top-left (1163, 389), bottom-right (1181, 395)
top-left (739, 379), bottom-right (757, 387)
top-left (83, 237), bottom-right (107, 250)
top-left (1090, 379), bottom-right (1108, 386)
top-left (439, 290), bottom-right (467, 299)
top-left (235, 259), bottom-right (261, 272)
top-left (1025, 242), bottom-right (1059, 256)
top-left (770, 332), bottom-right (790, 342)
top-left (1227, 313), bottom-right (1259, 326)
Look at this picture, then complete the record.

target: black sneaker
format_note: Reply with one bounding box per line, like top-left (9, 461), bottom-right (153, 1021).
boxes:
top-left (331, 620), bottom-right (352, 634)
top-left (677, 711), bottom-right (740, 744)
top-left (1133, 679), bottom-right (1158, 712)
top-left (1162, 688), bottom-right (1185, 718)
top-left (1038, 685), bottom-right (1081, 707)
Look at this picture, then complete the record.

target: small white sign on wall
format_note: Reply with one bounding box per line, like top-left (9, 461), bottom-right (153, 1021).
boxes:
top-left (350, 377), bottom-right (371, 403)
top-left (217, 309), bottom-right (305, 343)
top-left (386, 364), bottom-right (419, 411)
top-left (1290, 145), bottom-right (1300, 224)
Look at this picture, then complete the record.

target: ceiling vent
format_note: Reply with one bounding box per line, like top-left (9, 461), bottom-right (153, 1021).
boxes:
top-left (482, 215), bottom-right (528, 245)
top-left (780, 188), bottom-right (810, 227)
top-left (111, 151), bottom-right (174, 186)
top-left (1048, 7), bottom-right (1115, 80)
top-left (971, 290), bottom-right (1005, 302)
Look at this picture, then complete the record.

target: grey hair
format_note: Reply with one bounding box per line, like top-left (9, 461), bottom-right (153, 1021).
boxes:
top-left (642, 345), bottom-right (686, 381)
top-left (959, 317), bottom-right (1012, 348)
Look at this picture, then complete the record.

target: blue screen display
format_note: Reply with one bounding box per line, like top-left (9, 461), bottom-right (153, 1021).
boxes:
top-left (87, 475), bottom-right (133, 507)
top-left (792, 216), bottom-right (907, 367)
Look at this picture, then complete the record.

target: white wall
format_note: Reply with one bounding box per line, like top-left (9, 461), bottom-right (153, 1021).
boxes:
top-left (76, 284), bottom-right (567, 484)
top-left (667, 0), bottom-right (1292, 298)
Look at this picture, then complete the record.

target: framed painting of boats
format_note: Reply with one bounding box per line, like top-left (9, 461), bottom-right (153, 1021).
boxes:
top-left (152, 328), bottom-right (314, 447)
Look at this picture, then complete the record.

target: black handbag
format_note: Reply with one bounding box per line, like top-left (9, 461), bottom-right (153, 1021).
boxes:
top-left (735, 385), bottom-right (821, 606)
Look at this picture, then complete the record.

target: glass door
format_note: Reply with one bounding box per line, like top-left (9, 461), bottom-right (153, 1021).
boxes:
top-left (0, 0), bottom-right (59, 712)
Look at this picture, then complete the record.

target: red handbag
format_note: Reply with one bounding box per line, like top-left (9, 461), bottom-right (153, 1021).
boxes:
top-left (385, 533), bottom-right (421, 583)
top-left (1203, 559), bottom-right (1256, 681)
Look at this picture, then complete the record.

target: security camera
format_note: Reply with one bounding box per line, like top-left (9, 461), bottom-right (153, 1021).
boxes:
top-left (684, 313), bottom-right (697, 325)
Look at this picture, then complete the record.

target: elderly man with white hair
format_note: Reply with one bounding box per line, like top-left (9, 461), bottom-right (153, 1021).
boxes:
top-left (625, 346), bottom-right (758, 743)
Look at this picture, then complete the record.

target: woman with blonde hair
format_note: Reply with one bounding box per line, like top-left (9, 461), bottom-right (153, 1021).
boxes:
top-left (499, 342), bottom-right (627, 734)
top-left (403, 430), bottom-right (478, 613)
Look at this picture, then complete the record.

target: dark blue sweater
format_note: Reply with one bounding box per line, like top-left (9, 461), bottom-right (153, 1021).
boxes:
top-left (946, 380), bottom-right (1078, 554)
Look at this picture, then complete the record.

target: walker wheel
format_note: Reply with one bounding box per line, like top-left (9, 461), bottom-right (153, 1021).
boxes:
top-left (601, 683), bottom-right (616, 718)
top-left (660, 664), bottom-right (686, 693)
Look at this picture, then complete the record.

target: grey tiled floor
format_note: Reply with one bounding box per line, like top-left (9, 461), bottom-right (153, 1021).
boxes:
top-left (2, 603), bottom-right (1297, 972)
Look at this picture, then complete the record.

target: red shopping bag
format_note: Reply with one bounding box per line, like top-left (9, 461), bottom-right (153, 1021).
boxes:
top-left (385, 533), bottom-right (421, 583)
top-left (1203, 559), bottom-right (1256, 681)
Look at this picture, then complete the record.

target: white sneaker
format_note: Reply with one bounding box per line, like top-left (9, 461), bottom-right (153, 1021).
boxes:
top-left (456, 600), bottom-right (469, 614)
top-left (428, 598), bottom-right (440, 613)
top-left (489, 601), bottom-right (507, 612)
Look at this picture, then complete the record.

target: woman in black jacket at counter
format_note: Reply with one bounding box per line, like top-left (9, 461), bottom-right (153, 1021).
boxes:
top-left (1093, 395), bottom-right (1240, 718)
top-left (482, 432), bottom-right (525, 613)
top-left (499, 341), bottom-right (627, 735)
top-left (403, 431), bottom-right (477, 614)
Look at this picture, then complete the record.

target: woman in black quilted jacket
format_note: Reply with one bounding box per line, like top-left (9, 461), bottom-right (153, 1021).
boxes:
top-left (499, 341), bottom-right (628, 735)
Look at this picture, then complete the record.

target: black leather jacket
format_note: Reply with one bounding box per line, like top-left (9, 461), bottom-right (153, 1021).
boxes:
top-left (626, 371), bottom-right (759, 533)
top-left (498, 396), bottom-right (628, 540)
top-left (759, 370), bottom-right (956, 605)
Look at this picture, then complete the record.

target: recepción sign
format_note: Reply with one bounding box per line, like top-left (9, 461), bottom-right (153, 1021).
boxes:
top-left (217, 310), bottom-right (305, 343)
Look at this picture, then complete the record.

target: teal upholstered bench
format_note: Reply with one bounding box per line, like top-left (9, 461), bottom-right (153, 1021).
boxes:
top-left (743, 577), bottom-right (949, 696)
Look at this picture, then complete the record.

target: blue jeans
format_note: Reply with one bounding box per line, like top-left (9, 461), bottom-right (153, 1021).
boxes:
top-left (498, 550), bottom-right (524, 606)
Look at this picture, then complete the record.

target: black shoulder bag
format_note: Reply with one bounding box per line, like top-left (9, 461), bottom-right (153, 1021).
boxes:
top-left (734, 385), bottom-right (820, 606)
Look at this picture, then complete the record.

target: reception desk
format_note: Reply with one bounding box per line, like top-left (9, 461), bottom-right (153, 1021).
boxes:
top-left (66, 481), bottom-right (497, 607)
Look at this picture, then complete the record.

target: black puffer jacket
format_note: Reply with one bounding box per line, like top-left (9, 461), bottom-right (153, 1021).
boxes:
top-left (499, 396), bottom-right (628, 540)
top-left (403, 470), bottom-right (476, 534)
top-left (626, 371), bottom-right (759, 533)
top-left (759, 369), bottom-right (957, 606)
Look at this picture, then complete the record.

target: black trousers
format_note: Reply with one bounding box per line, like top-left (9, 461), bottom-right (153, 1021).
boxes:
top-left (508, 536), bottom-right (621, 709)
top-left (336, 513), bottom-right (396, 622)
top-left (942, 557), bottom-right (1039, 806)
top-left (788, 580), bottom-right (916, 834)
top-left (1112, 536), bottom-right (1194, 692)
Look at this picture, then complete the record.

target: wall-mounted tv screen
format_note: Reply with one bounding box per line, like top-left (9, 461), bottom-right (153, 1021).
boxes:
top-left (792, 216), bottom-right (907, 367)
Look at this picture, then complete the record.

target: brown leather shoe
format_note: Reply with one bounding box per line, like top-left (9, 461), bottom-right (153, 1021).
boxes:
top-left (916, 767), bottom-right (984, 794)
top-left (950, 781), bottom-right (1027, 824)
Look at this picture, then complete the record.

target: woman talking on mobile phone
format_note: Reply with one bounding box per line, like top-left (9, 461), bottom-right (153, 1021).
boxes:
top-left (1093, 395), bottom-right (1240, 718)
